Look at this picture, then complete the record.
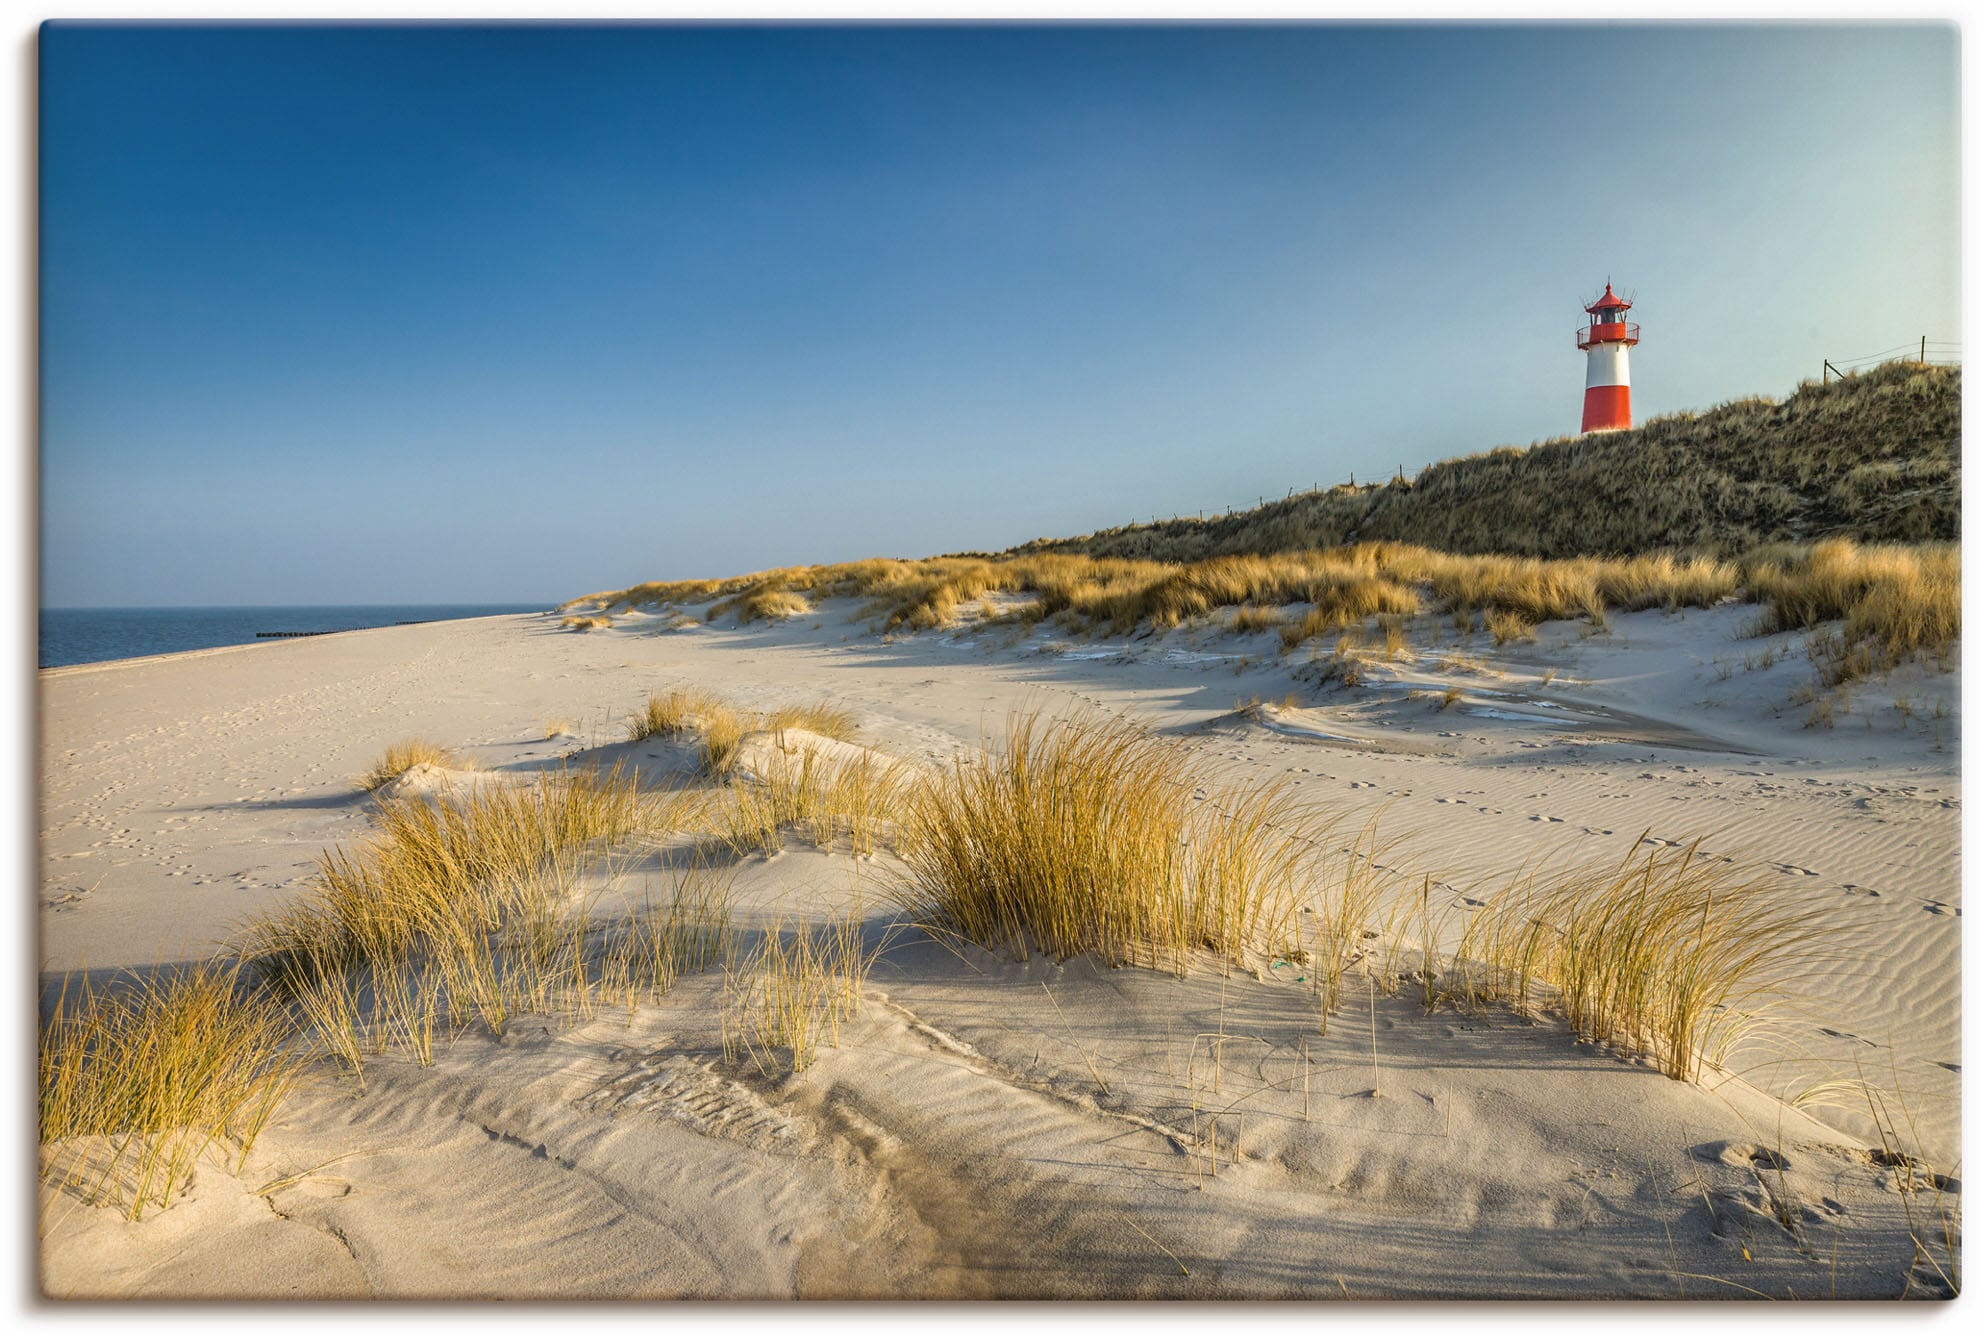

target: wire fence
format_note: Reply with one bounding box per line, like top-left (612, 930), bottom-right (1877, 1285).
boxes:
top-left (1823, 337), bottom-right (1961, 382)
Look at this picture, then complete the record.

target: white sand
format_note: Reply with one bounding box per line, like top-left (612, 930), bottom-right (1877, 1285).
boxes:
top-left (36, 603), bottom-right (1961, 1298)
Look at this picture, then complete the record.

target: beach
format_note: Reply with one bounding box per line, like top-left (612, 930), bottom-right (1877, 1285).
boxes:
top-left (36, 603), bottom-right (1961, 1299)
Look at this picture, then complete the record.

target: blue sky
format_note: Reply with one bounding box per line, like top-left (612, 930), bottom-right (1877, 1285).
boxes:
top-left (39, 22), bottom-right (1960, 606)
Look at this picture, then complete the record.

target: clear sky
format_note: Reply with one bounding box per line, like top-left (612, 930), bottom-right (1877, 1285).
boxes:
top-left (38, 21), bottom-right (1960, 607)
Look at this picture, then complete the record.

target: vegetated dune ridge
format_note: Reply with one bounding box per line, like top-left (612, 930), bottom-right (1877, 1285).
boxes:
top-left (1007, 360), bottom-right (1959, 562)
top-left (39, 589), bottom-right (1958, 1299)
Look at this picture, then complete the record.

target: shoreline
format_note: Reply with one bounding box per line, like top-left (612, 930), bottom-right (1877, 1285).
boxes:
top-left (36, 610), bottom-right (550, 679)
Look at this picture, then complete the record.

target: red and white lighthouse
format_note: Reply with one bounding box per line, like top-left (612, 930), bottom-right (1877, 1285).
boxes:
top-left (1576, 282), bottom-right (1639, 433)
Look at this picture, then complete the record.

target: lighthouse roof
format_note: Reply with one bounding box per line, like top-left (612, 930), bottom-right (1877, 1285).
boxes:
top-left (1584, 282), bottom-right (1632, 314)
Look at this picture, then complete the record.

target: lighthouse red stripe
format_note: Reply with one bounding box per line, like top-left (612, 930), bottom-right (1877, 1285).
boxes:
top-left (1581, 384), bottom-right (1631, 433)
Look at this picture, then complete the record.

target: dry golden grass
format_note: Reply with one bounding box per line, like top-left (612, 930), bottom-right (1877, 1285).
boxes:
top-left (626, 687), bottom-right (864, 775)
top-left (892, 711), bottom-right (1340, 977)
top-left (762, 701), bottom-right (858, 742)
top-left (240, 765), bottom-right (656, 1000)
top-left (39, 962), bottom-right (300, 1219)
top-left (1449, 836), bottom-right (1828, 1083)
top-left (696, 702), bottom-right (754, 776)
top-left (1744, 539), bottom-right (1959, 686)
top-left (358, 738), bottom-right (458, 792)
top-left (593, 865), bottom-right (737, 1016)
top-left (1229, 604), bottom-right (1284, 634)
top-left (578, 530), bottom-right (1955, 693)
top-left (626, 687), bottom-right (722, 742)
top-left (722, 910), bottom-right (879, 1075)
top-left (1484, 607), bottom-right (1537, 646)
top-left (237, 758), bottom-right (731, 1081)
top-left (715, 747), bottom-right (907, 857)
top-left (561, 614), bottom-right (612, 632)
top-left (724, 588), bottom-right (813, 624)
top-left (579, 543), bottom-right (1753, 652)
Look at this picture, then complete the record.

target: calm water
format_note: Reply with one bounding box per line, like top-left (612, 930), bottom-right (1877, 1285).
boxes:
top-left (37, 604), bottom-right (551, 669)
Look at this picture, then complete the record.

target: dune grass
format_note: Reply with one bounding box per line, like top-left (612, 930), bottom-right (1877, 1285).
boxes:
top-left (39, 962), bottom-right (301, 1220)
top-left (358, 738), bottom-right (459, 792)
top-left (1742, 539), bottom-right (1960, 686)
top-left (239, 764), bottom-right (657, 999)
top-left (722, 910), bottom-right (879, 1075)
top-left (1010, 360), bottom-right (1957, 563)
top-left (626, 687), bottom-right (723, 742)
top-left (1447, 836), bottom-right (1827, 1083)
top-left (1484, 607), bottom-right (1537, 646)
top-left (590, 865), bottom-right (738, 1017)
top-left (621, 687), bottom-right (791, 775)
top-left (238, 759), bottom-right (729, 1075)
top-left (892, 711), bottom-right (1335, 977)
top-left (763, 700), bottom-right (858, 742)
top-left (573, 531), bottom-right (1955, 695)
top-left (561, 614), bottom-right (612, 632)
top-left (695, 702), bottom-right (755, 776)
top-left (1229, 604), bottom-right (1284, 634)
top-left (565, 365), bottom-right (1958, 689)
top-left (715, 746), bottom-right (907, 857)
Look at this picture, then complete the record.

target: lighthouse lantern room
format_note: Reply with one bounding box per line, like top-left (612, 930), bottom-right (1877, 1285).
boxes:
top-left (1575, 282), bottom-right (1639, 433)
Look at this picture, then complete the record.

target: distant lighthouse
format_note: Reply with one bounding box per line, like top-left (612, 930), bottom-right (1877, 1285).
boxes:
top-left (1576, 281), bottom-right (1639, 433)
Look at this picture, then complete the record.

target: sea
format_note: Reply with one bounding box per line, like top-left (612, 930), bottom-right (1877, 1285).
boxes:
top-left (37, 604), bottom-right (553, 670)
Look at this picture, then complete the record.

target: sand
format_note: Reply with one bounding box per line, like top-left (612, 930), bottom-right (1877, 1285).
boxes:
top-left (35, 601), bottom-right (1961, 1299)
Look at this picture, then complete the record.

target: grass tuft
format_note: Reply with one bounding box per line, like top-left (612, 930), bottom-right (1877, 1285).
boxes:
top-left (39, 962), bottom-right (301, 1220)
top-left (358, 738), bottom-right (458, 792)
top-left (892, 711), bottom-right (1347, 978)
top-left (722, 911), bottom-right (880, 1075)
top-left (626, 687), bottom-right (722, 742)
top-left (1451, 835), bottom-right (1827, 1083)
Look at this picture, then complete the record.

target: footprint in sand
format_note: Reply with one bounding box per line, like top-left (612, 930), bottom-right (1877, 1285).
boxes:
top-left (1922, 901), bottom-right (1959, 917)
top-left (1841, 884), bottom-right (1881, 898)
top-left (1820, 1028), bottom-right (1878, 1047)
top-left (41, 885), bottom-right (95, 912)
top-left (1528, 814), bottom-right (1565, 823)
top-left (1772, 863), bottom-right (1819, 878)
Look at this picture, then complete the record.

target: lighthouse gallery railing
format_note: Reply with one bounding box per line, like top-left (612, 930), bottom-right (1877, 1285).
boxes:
top-left (1575, 322), bottom-right (1640, 349)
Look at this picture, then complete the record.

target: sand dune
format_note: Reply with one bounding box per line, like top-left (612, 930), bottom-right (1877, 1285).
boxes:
top-left (36, 602), bottom-right (1960, 1298)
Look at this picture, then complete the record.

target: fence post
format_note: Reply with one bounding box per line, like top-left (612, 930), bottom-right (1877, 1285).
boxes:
top-left (1921, 335), bottom-right (1927, 365)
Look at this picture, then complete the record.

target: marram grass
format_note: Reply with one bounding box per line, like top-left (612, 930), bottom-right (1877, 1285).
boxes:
top-left (1448, 835), bottom-right (1828, 1083)
top-left (890, 711), bottom-right (1334, 978)
top-left (358, 738), bottom-right (459, 792)
top-left (240, 763), bottom-right (658, 995)
top-left (722, 910), bottom-right (880, 1076)
top-left (571, 533), bottom-right (1956, 689)
top-left (39, 962), bottom-right (301, 1220)
top-left (715, 746), bottom-right (907, 857)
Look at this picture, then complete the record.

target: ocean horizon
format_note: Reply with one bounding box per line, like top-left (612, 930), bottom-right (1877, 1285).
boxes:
top-left (37, 603), bottom-right (553, 669)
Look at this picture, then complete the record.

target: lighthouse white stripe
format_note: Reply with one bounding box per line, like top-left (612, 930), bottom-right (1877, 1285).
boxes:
top-left (1584, 343), bottom-right (1631, 390)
